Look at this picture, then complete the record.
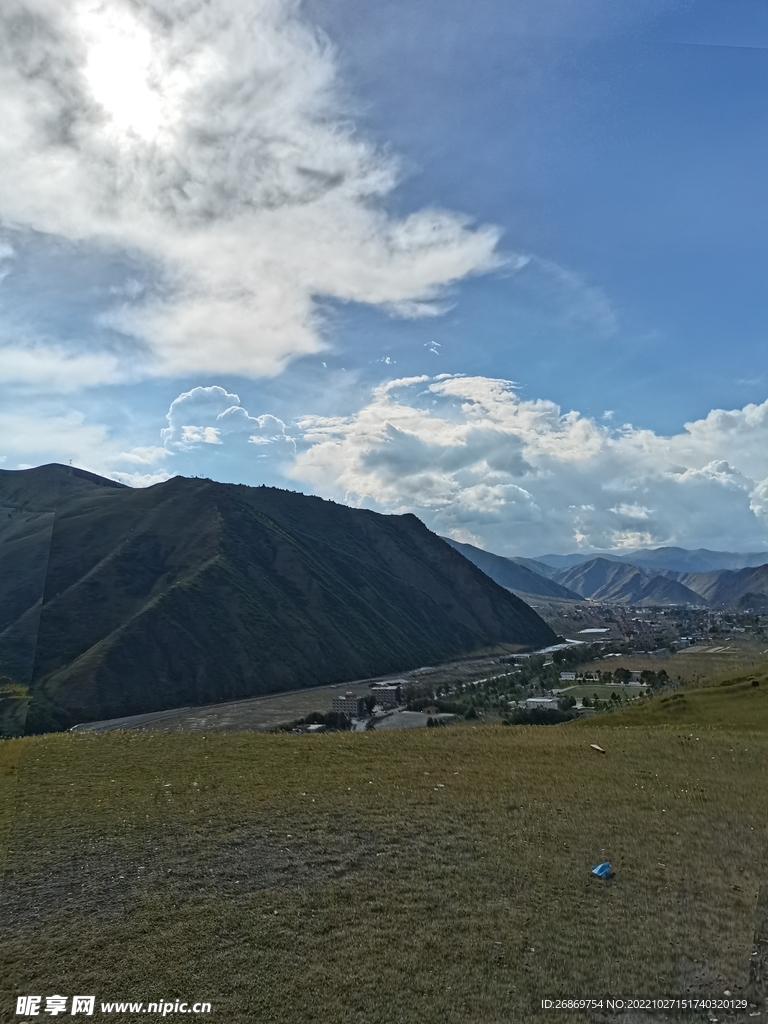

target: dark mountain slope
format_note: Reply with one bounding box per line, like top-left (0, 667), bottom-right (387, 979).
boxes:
top-left (0, 465), bottom-right (123, 684)
top-left (0, 462), bottom-right (125, 510)
top-left (0, 467), bottom-right (555, 731)
top-left (553, 558), bottom-right (706, 606)
top-left (443, 539), bottom-right (582, 600)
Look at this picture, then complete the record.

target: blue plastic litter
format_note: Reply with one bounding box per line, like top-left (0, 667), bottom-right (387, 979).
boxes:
top-left (592, 862), bottom-right (612, 878)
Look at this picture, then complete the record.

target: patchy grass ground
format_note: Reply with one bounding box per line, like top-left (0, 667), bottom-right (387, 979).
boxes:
top-left (1, 713), bottom-right (767, 1023)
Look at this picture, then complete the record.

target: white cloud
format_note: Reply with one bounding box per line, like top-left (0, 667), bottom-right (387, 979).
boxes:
top-left (0, 409), bottom-right (116, 469)
top-left (180, 424), bottom-right (221, 445)
top-left (162, 384), bottom-right (295, 455)
top-left (0, 0), bottom-right (501, 382)
top-left (116, 444), bottom-right (168, 465)
top-left (0, 400), bottom-right (179, 486)
top-left (288, 374), bottom-right (768, 554)
top-left (109, 469), bottom-right (172, 487)
top-left (0, 343), bottom-right (122, 389)
top-left (609, 503), bottom-right (651, 519)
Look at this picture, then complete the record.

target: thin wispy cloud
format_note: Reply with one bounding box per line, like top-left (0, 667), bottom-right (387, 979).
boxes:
top-left (0, 342), bottom-right (122, 389)
top-left (0, 0), bottom-right (501, 383)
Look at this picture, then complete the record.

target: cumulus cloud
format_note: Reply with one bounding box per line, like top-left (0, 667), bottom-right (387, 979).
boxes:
top-left (0, 0), bottom-right (500, 381)
top-left (162, 385), bottom-right (294, 455)
top-left (288, 374), bottom-right (768, 554)
top-left (109, 469), bottom-right (172, 487)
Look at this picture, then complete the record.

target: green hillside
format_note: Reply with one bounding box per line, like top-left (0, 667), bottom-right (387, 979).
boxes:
top-left (0, 466), bottom-right (555, 733)
top-left (592, 674), bottom-right (768, 731)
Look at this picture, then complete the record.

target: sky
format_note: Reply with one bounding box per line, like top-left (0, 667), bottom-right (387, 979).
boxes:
top-left (1, 0), bottom-right (768, 556)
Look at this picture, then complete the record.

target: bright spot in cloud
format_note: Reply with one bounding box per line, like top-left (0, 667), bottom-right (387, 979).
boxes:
top-left (610, 503), bottom-right (651, 519)
top-left (78, 1), bottom-right (166, 141)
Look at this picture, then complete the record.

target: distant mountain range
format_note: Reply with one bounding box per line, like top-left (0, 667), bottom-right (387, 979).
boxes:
top-left (552, 558), bottom-right (705, 607)
top-left (533, 546), bottom-right (768, 573)
top-left (0, 465), bottom-right (555, 733)
top-left (445, 540), bottom-right (768, 610)
top-left (665, 564), bottom-right (768, 610)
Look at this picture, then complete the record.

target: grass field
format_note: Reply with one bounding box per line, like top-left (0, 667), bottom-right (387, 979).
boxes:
top-left (578, 639), bottom-right (768, 687)
top-left (2, 686), bottom-right (767, 1023)
top-left (597, 674), bottom-right (768, 731)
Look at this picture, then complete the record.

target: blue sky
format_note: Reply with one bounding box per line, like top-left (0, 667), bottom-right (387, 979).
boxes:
top-left (2, 0), bottom-right (768, 555)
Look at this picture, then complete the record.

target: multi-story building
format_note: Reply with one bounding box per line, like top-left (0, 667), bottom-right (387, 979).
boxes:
top-left (331, 692), bottom-right (366, 718)
top-left (371, 684), bottom-right (400, 709)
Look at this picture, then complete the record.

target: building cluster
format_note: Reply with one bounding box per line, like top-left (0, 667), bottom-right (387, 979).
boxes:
top-left (330, 682), bottom-right (402, 721)
top-left (559, 669), bottom-right (643, 682)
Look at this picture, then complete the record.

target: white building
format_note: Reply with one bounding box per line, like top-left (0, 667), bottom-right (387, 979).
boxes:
top-left (525, 697), bottom-right (560, 710)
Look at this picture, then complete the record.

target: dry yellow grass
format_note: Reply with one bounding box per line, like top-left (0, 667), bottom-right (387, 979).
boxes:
top-left (1, 720), bottom-right (766, 1023)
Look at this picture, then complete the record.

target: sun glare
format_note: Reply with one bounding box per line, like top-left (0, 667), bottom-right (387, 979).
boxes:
top-left (77, 1), bottom-right (166, 142)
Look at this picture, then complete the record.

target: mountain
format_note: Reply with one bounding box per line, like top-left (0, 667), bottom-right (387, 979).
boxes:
top-left (618, 547), bottom-right (768, 574)
top-left (442, 539), bottom-right (582, 600)
top-left (671, 564), bottom-right (768, 610)
top-left (534, 546), bottom-right (768, 574)
top-left (533, 552), bottom-right (623, 570)
top-left (508, 556), bottom-right (563, 581)
top-left (0, 465), bottom-right (556, 733)
top-left (552, 558), bottom-right (706, 606)
top-left (0, 466), bottom-right (128, 692)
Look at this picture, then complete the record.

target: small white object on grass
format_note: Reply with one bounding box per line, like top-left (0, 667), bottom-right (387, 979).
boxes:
top-left (590, 744), bottom-right (606, 754)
